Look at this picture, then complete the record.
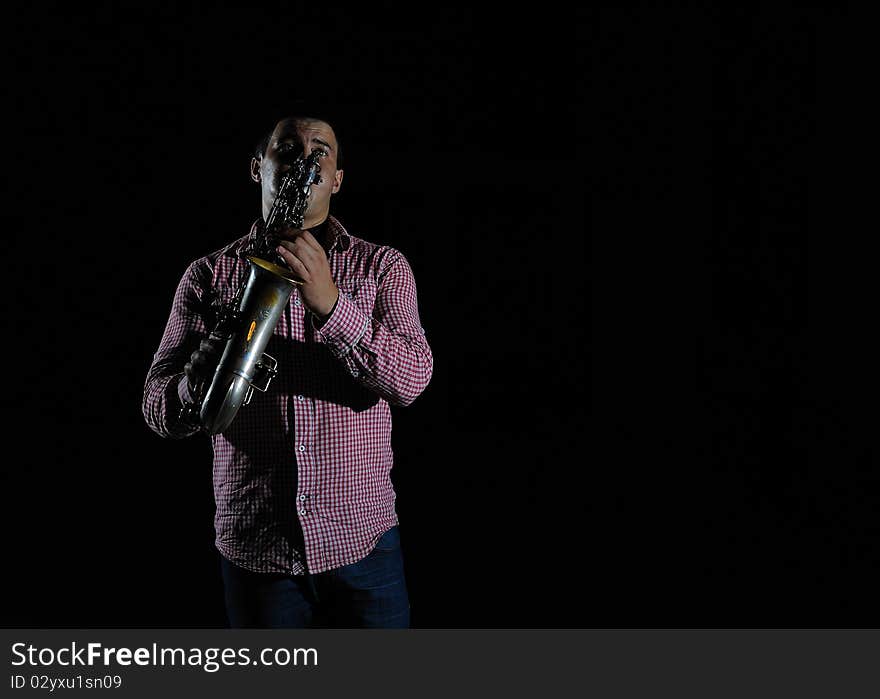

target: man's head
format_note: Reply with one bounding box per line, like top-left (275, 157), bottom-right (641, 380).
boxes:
top-left (250, 115), bottom-right (344, 229)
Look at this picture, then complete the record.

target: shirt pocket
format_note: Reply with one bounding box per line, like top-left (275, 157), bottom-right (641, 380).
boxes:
top-left (337, 276), bottom-right (377, 315)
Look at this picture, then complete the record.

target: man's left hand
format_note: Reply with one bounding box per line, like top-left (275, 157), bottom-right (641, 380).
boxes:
top-left (276, 228), bottom-right (339, 318)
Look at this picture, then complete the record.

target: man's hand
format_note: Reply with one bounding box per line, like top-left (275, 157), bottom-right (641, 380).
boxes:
top-left (184, 337), bottom-right (224, 394)
top-left (276, 228), bottom-right (339, 318)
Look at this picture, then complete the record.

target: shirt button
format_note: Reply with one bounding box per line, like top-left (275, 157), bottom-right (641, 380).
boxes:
top-left (300, 509), bottom-right (307, 515)
top-left (294, 299), bottom-right (301, 306)
top-left (298, 445), bottom-right (306, 452)
top-left (351, 370), bottom-right (359, 378)
top-left (299, 495), bottom-right (306, 501)
top-left (297, 395), bottom-right (305, 401)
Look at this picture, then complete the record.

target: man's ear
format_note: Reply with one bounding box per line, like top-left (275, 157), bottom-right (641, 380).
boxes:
top-left (250, 157), bottom-right (261, 183)
top-left (331, 169), bottom-right (344, 194)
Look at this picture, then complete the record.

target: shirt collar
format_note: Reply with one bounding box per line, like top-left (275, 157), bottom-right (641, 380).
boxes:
top-left (325, 215), bottom-right (352, 252)
top-left (243, 215), bottom-right (351, 254)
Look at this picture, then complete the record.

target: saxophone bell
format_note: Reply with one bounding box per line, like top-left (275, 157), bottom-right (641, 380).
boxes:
top-left (192, 256), bottom-right (303, 435)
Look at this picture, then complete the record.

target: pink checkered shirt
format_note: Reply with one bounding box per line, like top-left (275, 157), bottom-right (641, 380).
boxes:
top-left (142, 216), bottom-right (433, 574)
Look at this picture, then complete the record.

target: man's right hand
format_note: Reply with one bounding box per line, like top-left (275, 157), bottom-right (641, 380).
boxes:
top-left (184, 337), bottom-right (224, 394)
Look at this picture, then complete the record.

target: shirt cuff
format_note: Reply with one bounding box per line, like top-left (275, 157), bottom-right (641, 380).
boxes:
top-left (314, 293), bottom-right (369, 355)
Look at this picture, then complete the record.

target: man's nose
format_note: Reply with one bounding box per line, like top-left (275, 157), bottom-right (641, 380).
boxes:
top-left (279, 144), bottom-right (306, 167)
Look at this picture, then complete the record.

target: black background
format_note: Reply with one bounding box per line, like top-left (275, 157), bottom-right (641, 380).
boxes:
top-left (2, 6), bottom-right (875, 629)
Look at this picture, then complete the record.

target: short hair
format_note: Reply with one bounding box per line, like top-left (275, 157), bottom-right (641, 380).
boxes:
top-left (253, 109), bottom-right (344, 169)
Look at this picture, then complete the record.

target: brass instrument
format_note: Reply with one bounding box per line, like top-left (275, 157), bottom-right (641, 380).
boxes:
top-left (181, 149), bottom-right (324, 434)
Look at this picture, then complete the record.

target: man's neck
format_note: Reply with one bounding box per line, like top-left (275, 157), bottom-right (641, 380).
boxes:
top-left (306, 217), bottom-right (330, 251)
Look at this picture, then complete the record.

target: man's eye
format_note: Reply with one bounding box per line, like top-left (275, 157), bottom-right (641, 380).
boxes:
top-left (312, 148), bottom-right (328, 157)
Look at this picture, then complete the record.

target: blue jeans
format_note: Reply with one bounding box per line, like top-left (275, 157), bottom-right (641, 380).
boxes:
top-left (220, 526), bottom-right (410, 628)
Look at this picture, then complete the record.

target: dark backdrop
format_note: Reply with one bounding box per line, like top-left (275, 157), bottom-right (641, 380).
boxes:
top-left (2, 6), bottom-right (873, 629)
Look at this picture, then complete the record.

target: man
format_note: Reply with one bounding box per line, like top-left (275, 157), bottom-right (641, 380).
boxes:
top-left (142, 112), bottom-right (433, 628)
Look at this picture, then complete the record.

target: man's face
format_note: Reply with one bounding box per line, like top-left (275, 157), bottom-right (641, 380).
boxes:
top-left (251, 118), bottom-right (344, 228)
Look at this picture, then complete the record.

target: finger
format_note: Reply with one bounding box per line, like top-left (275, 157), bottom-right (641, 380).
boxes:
top-left (275, 226), bottom-right (306, 242)
top-left (199, 339), bottom-right (221, 354)
top-left (284, 240), bottom-right (326, 275)
top-left (296, 229), bottom-right (324, 254)
top-left (184, 361), bottom-right (204, 382)
top-left (277, 245), bottom-right (311, 281)
top-left (278, 237), bottom-right (315, 261)
top-left (184, 363), bottom-right (205, 392)
top-left (277, 228), bottom-right (323, 256)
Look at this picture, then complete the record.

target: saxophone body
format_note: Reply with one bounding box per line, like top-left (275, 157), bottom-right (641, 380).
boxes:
top-left (181, 149), bottom-right (324, 435)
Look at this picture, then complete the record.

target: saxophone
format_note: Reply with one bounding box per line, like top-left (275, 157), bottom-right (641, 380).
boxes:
top-left (180, 148), bottom-right (324, 434)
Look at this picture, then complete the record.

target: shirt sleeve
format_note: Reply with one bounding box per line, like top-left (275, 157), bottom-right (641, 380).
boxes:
top-left (142, 259), bottom-right (212, 438)
top-left (314, 249), bottom-right (433, 406)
